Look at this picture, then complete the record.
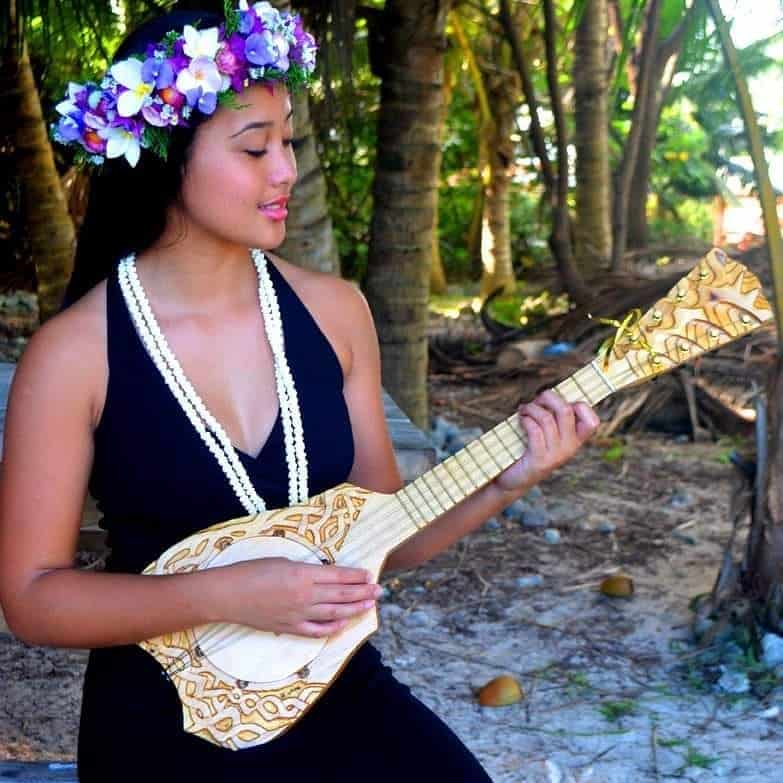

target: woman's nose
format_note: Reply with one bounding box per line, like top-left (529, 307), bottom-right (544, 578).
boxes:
top-left (268, 145), bottom-right (297, 187)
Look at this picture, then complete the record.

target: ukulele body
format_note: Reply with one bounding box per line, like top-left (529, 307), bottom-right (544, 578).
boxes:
top-left (137, 249), bottom-right (774, 750)
top-left (139, 482), bottom-right (408, 750)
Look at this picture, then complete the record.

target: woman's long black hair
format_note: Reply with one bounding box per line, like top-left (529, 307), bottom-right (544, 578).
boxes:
top-left (59, 10), bottom-right (222, 311)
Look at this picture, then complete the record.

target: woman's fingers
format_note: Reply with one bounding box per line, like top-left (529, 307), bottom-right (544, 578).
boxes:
top-left (296, 619), bottom-right (351, 638)
top-left (307, 600), bottom-right (376, 623)
top-left (312, 565), bottom-right (372, 584)
top-left (574, 401), bottom-right (601, 440)
top-left (312, 582), bottom-right (381, 605)
top-left (520, 390), bottom-right (576, 451)
top-left (520, 402), bottom-right (557, 451)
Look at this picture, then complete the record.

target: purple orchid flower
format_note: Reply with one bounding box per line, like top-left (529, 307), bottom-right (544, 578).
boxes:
top-left (141, 57), bottom-right (175, 89)
top-left (245, 32), bottom-right (275, 66)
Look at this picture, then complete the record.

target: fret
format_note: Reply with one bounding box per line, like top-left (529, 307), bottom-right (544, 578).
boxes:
top-left (476, 434), bottom-right (507, 474)
top-left (500, 419), bottom-right (525, 448)
top-left (464, 440), bottom-right (492, 483)
top-left (407, 477), bottom-right (440, 521)
top-left (569, 371), bottom-right (594, 405)
top-left (431, 461), bottom-right (463, 506)
top-left (589, 360), bottom-right (616, 395)
top-left (418, 471), bottom-right (448, 516)
top-left (439, 457), bottom-right (471, 499)
top-left (495, 422), bottom-right (523, 457)
top-left (554, 377), bottom-right (576, 404)
top-left (483, 426), bottom-right (517, 465)
top-left (399, 484), bottom-right (428, 528)
top-left (453, 452), bottom-right (480, 494)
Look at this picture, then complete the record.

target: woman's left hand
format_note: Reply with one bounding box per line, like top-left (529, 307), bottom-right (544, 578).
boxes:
top-left (492, 389), bottom-right (600, 496)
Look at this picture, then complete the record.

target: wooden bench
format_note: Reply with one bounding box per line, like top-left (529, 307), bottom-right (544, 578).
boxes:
top-left (0, 360), bottom-right (435, 551)
top-left (0, 762), bottom-right (78, 782)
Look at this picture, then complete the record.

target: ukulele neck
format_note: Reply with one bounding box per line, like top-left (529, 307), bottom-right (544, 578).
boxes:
top-left (391, 360), bottom-right (617, 532)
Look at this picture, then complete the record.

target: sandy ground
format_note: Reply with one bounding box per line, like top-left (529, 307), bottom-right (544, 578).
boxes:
top-left (2, 249), bottom-right (782, 780)
top-left (2, 431), bottom-right (782, 781)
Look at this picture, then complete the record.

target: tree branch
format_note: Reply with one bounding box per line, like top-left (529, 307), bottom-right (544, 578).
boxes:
top-left (658, 1), bottom-right (699, 63)
top-left (497, 0), bottom-right (555, 196)
top-left (610, 0), bottom-right (663, 271)
top-left (542, 0), bottom-right (568, 209)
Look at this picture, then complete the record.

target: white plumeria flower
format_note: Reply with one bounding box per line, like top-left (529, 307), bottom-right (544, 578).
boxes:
top-left (55, 82), bottom-right (85, 116)
top-left (102, 126), bottom-right (141, 167)
top-left (110, 59), bottom-right (154, 117)
top-left (181, 24), bottom-right (221, 60)
top-left (175, 56), bottom-right (224, 96)
top-left (55, 97), bottom-right (77, 117)
top-left (270, 32), bottom-right (290, 71)
top-left (253, 2), bottom-right (280, 27)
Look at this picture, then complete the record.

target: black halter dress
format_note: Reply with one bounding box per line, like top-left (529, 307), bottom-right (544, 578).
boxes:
top-left (76, 257), bottom-right (492, 782)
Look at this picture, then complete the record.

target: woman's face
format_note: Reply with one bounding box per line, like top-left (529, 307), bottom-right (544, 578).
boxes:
top-left (178, 83), bottom-right (297, 250)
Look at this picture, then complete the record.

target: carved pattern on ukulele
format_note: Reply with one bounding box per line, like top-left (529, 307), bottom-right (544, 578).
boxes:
top-left (138, 481), bottom-right (374, 750)
top-left (134, 248), bottom-right (777, 751)
top-left (605, 249), bottom-right (772, 382)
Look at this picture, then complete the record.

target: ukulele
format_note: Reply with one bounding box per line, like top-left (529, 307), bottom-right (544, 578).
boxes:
top-left (137, 248), bottom-right (773, 749)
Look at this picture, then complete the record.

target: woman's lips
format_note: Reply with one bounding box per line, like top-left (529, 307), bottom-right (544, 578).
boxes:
top-left (258, 204), bottom-right (288, 220)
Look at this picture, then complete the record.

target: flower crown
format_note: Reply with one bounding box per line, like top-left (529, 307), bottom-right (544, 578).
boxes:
top-left (50, 1), bottom-right (317, 169)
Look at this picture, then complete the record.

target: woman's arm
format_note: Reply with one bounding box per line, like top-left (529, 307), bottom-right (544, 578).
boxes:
top-left (0, 298), bottom-right (228, 648)
top-left (0, 289), bottom-right (380, 647)
top-left (337, 281), bottom-right (599, 575)
top-left (383, 393), bottom-right (598, 573)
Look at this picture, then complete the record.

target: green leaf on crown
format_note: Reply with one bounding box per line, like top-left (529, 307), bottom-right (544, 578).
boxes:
top-left (142, 125), bottom-right (169, 162)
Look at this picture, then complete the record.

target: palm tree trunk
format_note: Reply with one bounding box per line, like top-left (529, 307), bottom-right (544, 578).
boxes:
top-left (451, 9), bottom-right (516, 299)
top-left (573, 0), bottom-right (611, 273)
top-left (364, 0), bottom-right (451, 430)
top-left (1, 1), bottom-right (75, 322)
top-left (270, 0), bottom-right (340, 275)
top-left (467, 170), bottom-right (485, 278)
top-left (499, 0), bottom-right (589, 303)
top-left (542, 0), bottom-right (591, 304)
top-left (479, 70), bottom-right (516, 299)
top-left (627, 5), bottom-right (697, 249)
top-left (430, 43), bottom-right (458, 296)
top-left (610, 0), bottom-right (662, 272)
top-left (626, 81), bottom-right (662, 249)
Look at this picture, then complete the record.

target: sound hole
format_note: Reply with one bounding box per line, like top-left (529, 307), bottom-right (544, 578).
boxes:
top-left (196, 536), bottom-right (327, 683)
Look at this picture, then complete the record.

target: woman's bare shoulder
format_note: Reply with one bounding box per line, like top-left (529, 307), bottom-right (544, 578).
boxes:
top-left (14, 280), bottom-right (108, 429)
top-left (266, 252), bottom-right (366, 378)
top-left (267, 252), bottom-right (365, 313)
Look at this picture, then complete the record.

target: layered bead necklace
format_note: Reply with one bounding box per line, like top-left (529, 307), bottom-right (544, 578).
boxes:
top-left (116, 248), bottom-right (309, 515)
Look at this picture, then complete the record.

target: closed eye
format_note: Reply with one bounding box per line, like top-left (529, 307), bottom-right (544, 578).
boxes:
top-left (245, 138), bottom-right (302, 158)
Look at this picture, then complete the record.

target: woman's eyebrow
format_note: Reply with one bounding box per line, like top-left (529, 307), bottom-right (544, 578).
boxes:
top-left (229, 108), bottom-right (294, 138)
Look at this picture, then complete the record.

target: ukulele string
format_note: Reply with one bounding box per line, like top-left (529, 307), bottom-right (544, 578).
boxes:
top-left (161, 621), bottom-right (271, 678)
top-left (160, 369), bottom-right (623, 681)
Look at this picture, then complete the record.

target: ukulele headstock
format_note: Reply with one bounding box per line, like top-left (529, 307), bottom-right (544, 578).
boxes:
top-left (598, 248), bottom-right (774, 391)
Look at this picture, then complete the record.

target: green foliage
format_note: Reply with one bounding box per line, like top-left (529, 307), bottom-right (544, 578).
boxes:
top-left (311, 15), bottom-right (379, 283)
top-left (15, 0), bottom-right (783, 302)
top-left (598, 699), bottom-right (637, 722)
top-left (223, 0), bottom-right (239, 36)
top-left (602, 439), bottom-right (626, 463)
top-left (652, 102), bottom-right (717, 199)
top-left (679, 26), bottom-right (783, 185)
top-left (680, 747), bottom-right (720, 770)
top-left (648, 197), bottom-right (714, 243)
top-left (141, 125), bottom-right (169, 162)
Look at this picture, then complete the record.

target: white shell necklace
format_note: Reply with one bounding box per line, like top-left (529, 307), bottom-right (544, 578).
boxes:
top-left (116, 247), bottom-right (309, 515)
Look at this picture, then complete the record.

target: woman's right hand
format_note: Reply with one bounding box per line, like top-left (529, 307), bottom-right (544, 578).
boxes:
top-left (212, 557), bottom-right (382, 638)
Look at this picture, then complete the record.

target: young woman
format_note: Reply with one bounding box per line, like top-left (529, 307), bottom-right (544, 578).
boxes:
top-left (0, 5), bottom-right (599, 780)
